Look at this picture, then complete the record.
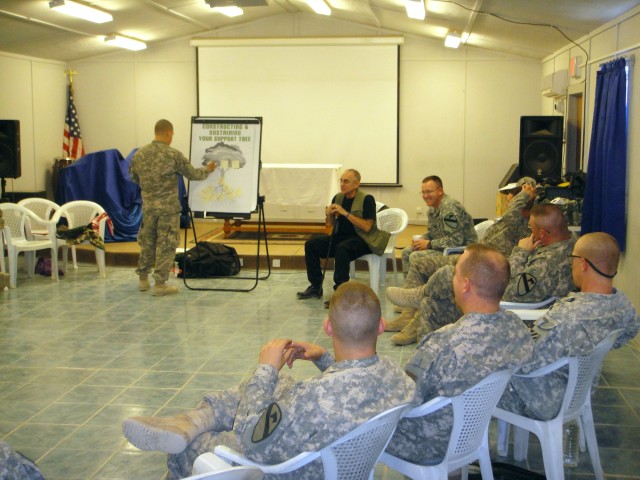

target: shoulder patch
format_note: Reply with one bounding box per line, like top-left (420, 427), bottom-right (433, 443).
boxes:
top-left (516, 273), bottom-right (537, 296)
top-left (251, 403), bottom-right (282, 443)
top-left (443, 213), bottom-right (459, 229)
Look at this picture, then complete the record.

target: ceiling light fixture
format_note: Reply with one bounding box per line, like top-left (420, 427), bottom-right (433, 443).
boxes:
top-left (212, 6), bottom-right (244, 17)
top-left (305, 0), bottom-right (331, 16)
top-left (405, 0), bottom-right (425, 20)
top-left (445, 32), bottom-right (461, 49)
top-left (104, 34), bottom-right (147, 51)
top-left (49, 0), bottom-right (113, 24)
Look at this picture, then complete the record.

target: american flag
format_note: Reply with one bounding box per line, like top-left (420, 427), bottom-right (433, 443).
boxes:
top-left (63, 84), bottom-right (85, 159)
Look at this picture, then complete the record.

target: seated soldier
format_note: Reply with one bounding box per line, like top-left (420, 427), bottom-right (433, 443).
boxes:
top-left (122, 282), bottom-right (416, 479)
top-left (498, 232), bottom-right (640, 420)
top-left (385, 244), bottom-right (534, 465)
top-left (389, 203), bottom-right (576, 345)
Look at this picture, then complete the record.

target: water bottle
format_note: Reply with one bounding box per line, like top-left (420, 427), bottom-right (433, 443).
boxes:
top-left (563, 420), bottom-right (580, 467)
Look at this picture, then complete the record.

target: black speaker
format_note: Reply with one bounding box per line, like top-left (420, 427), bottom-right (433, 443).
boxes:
top-left (0, 120), bottom-right (21, 179)
top-left (519, 116), bottom-right (563, 181)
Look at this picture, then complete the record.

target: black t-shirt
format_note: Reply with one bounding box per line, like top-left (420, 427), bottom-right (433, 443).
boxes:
top-left (331, 193), bottom-right (376, 239)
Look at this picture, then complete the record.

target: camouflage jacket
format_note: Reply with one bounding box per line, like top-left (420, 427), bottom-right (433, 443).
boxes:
top-left (503, 235), bottom-right (577, 303)
top-left (499, 290), bottom-right (640, 420)
top-left (130, 140), bottom-right (210, 215)
top-left (386, 310), bottom-right (533, 464)
top-left (234, 352), bottom-right (416, 479)
top-left (482, 190), bottom-right (532, 257)
top-left (424, 194), bottom-right (477, 251)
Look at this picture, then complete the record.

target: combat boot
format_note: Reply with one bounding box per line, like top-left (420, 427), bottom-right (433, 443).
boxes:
top-left (138, 274), bottom-right (150, 291)
top-left (384, 308), bottom-right (415, 332)
top-left (391, 318), bottom-right (418, 346)
top-left (152, 281), bottom-right (178, 296)
top-left (386, 285), bottom-right (426, 309)
top-left (122, 406), bottom-right (214, 454)
top-left (0, 272), bottom-right (9, 290)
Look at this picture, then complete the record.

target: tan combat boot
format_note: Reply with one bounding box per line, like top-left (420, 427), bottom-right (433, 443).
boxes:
top-left (391, 317), bottom-right (418, 346)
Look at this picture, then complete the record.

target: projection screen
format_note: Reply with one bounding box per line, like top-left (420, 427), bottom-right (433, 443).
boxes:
top-left (192, 37), bottom-right (402, 185)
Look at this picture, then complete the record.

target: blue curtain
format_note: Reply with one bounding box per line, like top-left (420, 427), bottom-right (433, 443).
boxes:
top-left (581, 58), bottom-right (628, 250)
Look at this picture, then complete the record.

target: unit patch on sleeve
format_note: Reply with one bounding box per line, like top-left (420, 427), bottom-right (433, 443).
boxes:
top-left (516, 273), bottom-right (537, 296)
top-left (443, 213), bottom-right (459, 229)
top-left (251, 403), bottom-right (282, 443)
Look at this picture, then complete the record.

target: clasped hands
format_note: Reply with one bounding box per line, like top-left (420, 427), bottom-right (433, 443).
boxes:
top-left (258, 338), bottom-right (326, 371)
top-left (326, 204), bottom-right (346, 218)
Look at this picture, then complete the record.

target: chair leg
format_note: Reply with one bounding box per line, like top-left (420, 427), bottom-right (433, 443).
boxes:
top-left (9, 248), bottom-right (17, 288)
top-left (478, 443), bottom-right (495, 480)
top-left (349, 260), bottom-right (356, 280)
top-left (581, 411), bottom-right (604, 480)
top-left (379, 256), bottom-right (387, 287)
top-left (538, 424), bottom-right (565, 480)
top-left (368, 257), bottom-right (380, 295)
top-left (50, 247), bottom-right (59, 281)
top-left (496, 419), bottom-right (510, 457)
top-left (513, 426), bottom-right (530, 461)
top-left (25, 251), bottom-right (36, 276)
top-left (95, 248), bottom-right (106, 278)
top-left (72, 245), bottom-right (78, 270)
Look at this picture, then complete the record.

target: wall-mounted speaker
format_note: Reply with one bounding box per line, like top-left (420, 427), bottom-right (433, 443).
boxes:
top-left (519, 116), bottom-right (563, 181)
top-left (0, 120), bottom-right (21, 179)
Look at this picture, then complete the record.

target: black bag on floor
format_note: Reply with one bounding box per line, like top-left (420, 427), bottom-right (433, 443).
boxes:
top-left (176, 241), bottom-right (241, 278)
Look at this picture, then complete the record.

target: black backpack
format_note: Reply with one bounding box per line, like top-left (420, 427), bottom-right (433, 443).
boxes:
top-left (175, 241), bottom-right (241, 278)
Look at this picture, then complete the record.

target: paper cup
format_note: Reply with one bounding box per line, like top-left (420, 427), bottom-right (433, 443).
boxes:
top-left (412, 235), bottom-right (422, 242)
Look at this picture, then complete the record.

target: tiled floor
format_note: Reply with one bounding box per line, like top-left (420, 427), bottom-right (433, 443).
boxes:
top-left (1, 247), bottom-right (640, 479)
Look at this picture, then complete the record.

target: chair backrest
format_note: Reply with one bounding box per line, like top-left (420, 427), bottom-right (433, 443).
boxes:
top-left (185, 468), bottom-right (264, 480)
top-left (319, 403), bottom-right (411, 478)
top-left (0, 203), bottom-right (51, 244)
top-left (376, 208), bottom-right (408, 236)
top-left (17, 198), bottom-right (60, 236)
top-left (53, 200), bottom-right (107, 238)
top-left (563, 328), bottom-right (623, 419)
top-left (474, 219), bottom-right (495, 241)
top-left (444, 369), bottom-right (513, 465)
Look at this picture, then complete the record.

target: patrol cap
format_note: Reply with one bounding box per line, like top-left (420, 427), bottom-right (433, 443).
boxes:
top-left (499, 176), bottom-right (537, 192)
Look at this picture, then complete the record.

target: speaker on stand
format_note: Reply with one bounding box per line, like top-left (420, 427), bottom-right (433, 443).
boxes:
top-left (519, 116), bottom-right (563, 182)
top-left (0, 119), bottom-right (21, 201)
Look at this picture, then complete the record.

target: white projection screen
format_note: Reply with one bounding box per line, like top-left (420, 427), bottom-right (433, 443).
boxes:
top-left (193, 37), bottom-right (402, 185)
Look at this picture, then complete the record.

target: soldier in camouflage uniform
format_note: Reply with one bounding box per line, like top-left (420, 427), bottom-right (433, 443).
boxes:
top-left (0, 441), bottom-right (45, 480)
top-left (384, 244), bottom-right (534, 465)
top-left (390, 176), bottom-right (476, 332)
top-left (387, 179), bottom-right (537, 334)
top-left (391, 203), bottom-right (577, 345)
top-left (498, 232), bottom-right (639, 420)
top-left (122, 282), bottom-right (415, 479)
top-left (130, 119), bottom-right (215, 296)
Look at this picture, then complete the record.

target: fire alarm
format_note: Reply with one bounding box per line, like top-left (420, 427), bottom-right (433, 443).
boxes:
top-left (570, 56), bottom-right (582, 79)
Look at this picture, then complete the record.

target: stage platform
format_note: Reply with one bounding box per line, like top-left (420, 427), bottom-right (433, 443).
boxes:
top-left (72, 219), bottom-right (425, 271)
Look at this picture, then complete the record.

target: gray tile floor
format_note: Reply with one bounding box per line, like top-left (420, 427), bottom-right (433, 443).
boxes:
top-left (1, 262), bottom-right (639, 479)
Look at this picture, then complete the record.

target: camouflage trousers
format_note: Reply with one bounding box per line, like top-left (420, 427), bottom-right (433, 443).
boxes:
top-left (404, 253), bottom-right (460, 289)
top-left (415, 265), bottom-right (461, 341)
top-left (401, 247), bottom-right (445, 277)
top-left (136, 212), bottom-right (180, 283)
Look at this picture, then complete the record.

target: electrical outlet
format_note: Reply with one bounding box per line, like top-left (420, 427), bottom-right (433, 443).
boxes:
top-left (273, 259), bottom-right (281, 267)
top-left (416, 207), bottom-right (423, 215)
top-left (239, 258), bottom-right (243, 267)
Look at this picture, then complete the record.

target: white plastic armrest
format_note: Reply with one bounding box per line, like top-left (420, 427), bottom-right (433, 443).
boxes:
top-left (404, 396), bottom-right (452, 418)
top-left (500, 297), bottom-right (556, 310)
top-left (193, 452), bottom-right (234, 474)
top-left (513, 357), bottom-right (570, 379)
top-left (508, 309), bottom-right (549, 321)
top-left (214, 445), bottom-right (318, 474)
top-left (443, 246), bottom-right (466, 256)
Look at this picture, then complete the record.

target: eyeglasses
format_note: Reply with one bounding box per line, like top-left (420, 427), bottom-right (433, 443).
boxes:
top-left (569, 255), bottom-right (616, 279)
top-left (420, 187), bottom-right (441, 195)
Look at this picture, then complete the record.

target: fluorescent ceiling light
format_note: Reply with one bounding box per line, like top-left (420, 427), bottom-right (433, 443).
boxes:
top-left (305, 0), bottom-right (331, 16)
top-left (445, 32), bottom-right (461, 48)
top-left (212, 6), bottom-right (244, 17)
top-left (49, 0), bottom-right (113, 24)
top-left (104, 34), bottom-right (147, 51)
top-left (405, 0), bottom-right (425, 20)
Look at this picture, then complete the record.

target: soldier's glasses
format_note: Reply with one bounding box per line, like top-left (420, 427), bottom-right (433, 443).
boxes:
top-left (420, 187), bottom-right (441, 195)
top-left (569, 254), bottom-right (616, 279)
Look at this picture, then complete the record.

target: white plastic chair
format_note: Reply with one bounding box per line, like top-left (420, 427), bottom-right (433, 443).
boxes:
top-left (211, 403), bottom-right (411, 479)
top-left (17, 198), bottom-right (61, 238)
top-left (442, 219), bottom-right (496, 256)
top-left (52, 200), bottom-right (107, 277)
top-left (0, 203), bottom-right (59, 288)
top-left (500, 296), bottom-right (556, 310)
top-left (349, 207), bottom-right (408, 294)
top-left (188, 452), bottom-right (264, 479)
top-left (380, 369), bottom-right (513, 480)
top-left (494, 328), bottom-right (623, 480)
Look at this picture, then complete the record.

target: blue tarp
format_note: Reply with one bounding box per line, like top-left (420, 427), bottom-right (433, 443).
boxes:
top-left (56, 149), bottom-right (142, 242)
top-left (55, 148), bottom-right (190, 242)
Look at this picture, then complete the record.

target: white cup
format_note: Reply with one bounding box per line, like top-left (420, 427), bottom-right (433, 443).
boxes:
top-left (412, 235), bottom-right (422, 242)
